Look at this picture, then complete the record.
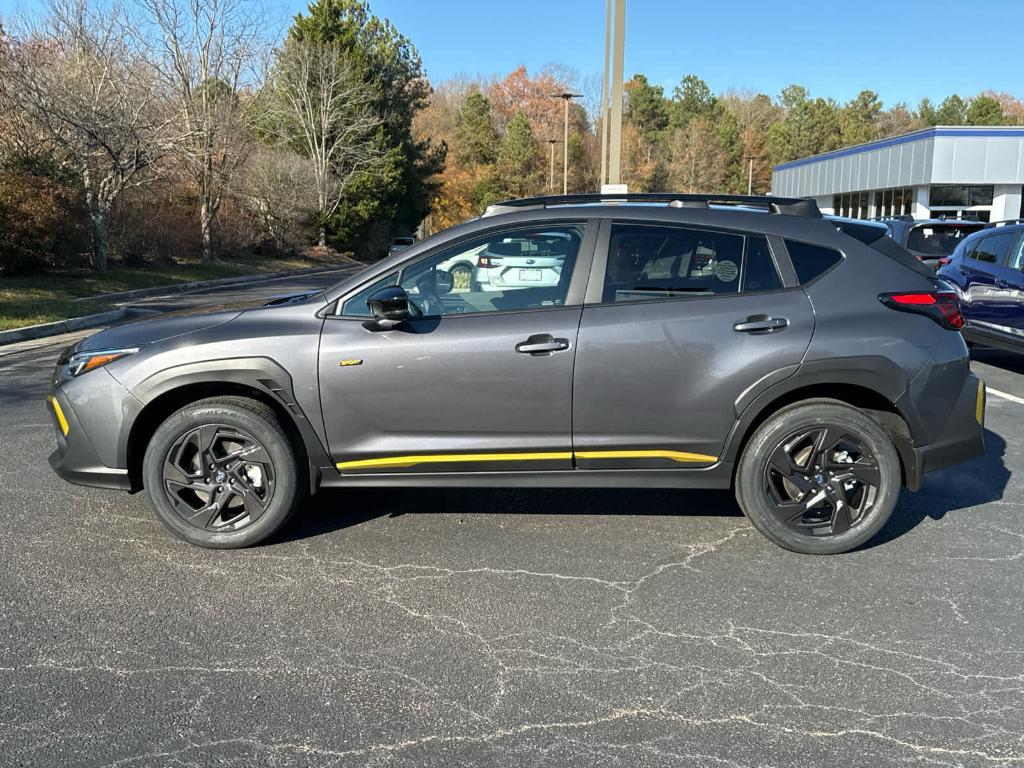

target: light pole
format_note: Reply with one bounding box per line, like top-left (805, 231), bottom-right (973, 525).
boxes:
top-left (747, 157), bottom-right (754, 195)
top-left (549, 92), bottom-right (581, 195)
top-left (546, 138), bottom-right (560, 193)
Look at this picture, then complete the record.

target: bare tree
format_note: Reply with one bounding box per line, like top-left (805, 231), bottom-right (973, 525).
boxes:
top-left (668, 118), bottom-right (727, 193)
top-left (237, 145), bottom-right (317, 253)
top-left (0, 0), bottom-right (164, 271)
top-left (264, 40), bottom-right (385, 247)
top-left (137, 0), bottom-right (264, 261)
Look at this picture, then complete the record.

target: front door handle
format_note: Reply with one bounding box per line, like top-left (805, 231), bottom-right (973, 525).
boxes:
top-left (516, 334), bottom-right (570, 355)
top-left (733, 315), bottom-right (789, 333)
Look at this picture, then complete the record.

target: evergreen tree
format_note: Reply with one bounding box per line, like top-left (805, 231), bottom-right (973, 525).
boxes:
top-left (966, 95), bottom-right (1007, 126)
top-left (917, 97), bottom-right (939, 126)
top-left (840, 90), bottom-right (882, 146)
top-left (288, 0), bottom-right (444, 254)
top-left (454, 91), bottom-right (499, 165)
top-left (671, 74), bottom-right (718, 129)
top-left (497, 111), bottom-right (541, 198)
top-left (935, 94), bottom-right (967, 125)
top-left (625, 74), bottom-right (670, 144)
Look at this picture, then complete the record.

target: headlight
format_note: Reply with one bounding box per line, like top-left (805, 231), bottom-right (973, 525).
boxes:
top-left (66, 347), bottom-right (138, 377)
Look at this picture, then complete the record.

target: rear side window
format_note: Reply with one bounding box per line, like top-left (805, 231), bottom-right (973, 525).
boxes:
top-left (969, 232), bottom-right (1016, 265)
top-left (602, 224), bottom-right (781, 303)
top-left (906, 224), bottom-right (983, 256)
top-left (784, 240), bottom-right (843, 284)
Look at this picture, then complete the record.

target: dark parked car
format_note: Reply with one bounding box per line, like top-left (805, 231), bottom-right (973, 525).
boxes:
top-left (937, 219), bottom-right (1024, 353)
top-left (878, 216), bottom-right (986, 270)
top-left (47, 193), bottom-right (985, 555)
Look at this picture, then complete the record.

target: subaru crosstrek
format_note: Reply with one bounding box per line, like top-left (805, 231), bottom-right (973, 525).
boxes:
top-left (47, 193), bottom-right (986, 555)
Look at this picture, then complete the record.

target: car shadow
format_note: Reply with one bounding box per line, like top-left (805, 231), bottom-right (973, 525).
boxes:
top-left (862, 427), bottom-right (1009, 549)
top-left (277, 486), bottom-right (743, 544)
top-left (277, 428), bottom-right (1009, 550)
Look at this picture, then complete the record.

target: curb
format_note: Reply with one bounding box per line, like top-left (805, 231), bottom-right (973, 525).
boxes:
top-left (0, 308), bottom-right (127, 346)
top-left (76, 263), bottom-right (358, 304)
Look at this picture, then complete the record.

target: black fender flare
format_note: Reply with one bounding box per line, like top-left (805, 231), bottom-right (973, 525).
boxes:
top-left (120, 357), bottom-right (333, 491)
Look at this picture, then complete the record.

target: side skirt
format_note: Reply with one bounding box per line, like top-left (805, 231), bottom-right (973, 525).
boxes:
top-left (317, 462), bottom-right (734, 490)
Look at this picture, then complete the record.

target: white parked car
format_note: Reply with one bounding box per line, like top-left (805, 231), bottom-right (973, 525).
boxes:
top-left (472, 232), bottom-right (572, 291)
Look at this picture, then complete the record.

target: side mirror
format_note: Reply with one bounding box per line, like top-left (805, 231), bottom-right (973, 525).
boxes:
top-left (366, 286), bottom-right (410, 329)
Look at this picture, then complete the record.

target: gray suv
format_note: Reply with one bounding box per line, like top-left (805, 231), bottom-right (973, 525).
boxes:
top-left (47, 193), bottom-right (986, 554)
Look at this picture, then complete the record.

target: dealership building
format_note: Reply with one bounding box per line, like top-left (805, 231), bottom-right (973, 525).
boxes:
top-left (771, 126), bottom-right (1024, 223)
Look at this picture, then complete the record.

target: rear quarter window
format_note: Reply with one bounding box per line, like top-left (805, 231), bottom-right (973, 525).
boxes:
top-left (783, 240), bottom-right (843, 284)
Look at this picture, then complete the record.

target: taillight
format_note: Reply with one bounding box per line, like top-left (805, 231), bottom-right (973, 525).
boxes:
top-left (879, 291), bottom-right (964, 330)
top-left (478, 256), bottom-right (502, 268)
top-left (937, 257), bottom-right (951, 267)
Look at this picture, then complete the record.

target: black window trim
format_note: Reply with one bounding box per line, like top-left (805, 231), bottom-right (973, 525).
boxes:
top-left (330, 218), bottom-right (598, 320)
top-left (775, 237), bottom-right (847, 288)
top-left (584, 219), bottom-right (800, 308)
top-left (968, 230), bottom-right (1021, 267)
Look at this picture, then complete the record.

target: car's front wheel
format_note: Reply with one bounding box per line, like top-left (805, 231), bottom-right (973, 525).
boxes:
top-left (142, 396), bottom-right (304, 548)
top-left (735, 399), bottom-right (901, 555)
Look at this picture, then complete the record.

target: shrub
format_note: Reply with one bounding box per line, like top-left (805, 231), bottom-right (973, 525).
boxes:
top-left (0, 171), bottom-right (86, 275)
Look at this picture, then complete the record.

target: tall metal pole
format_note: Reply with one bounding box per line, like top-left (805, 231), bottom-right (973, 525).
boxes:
top-left (562, 97), bottom-right (570, 194)
top-left (549, 93), bottom-right (581, 195)
top-left (607, 0), bottom-right (626, 185)
top-left (599, 0), bottom-right (612, 187)
top-left (547, 139), bottom-right (558, 192)
top-left (747, 158), bottom-right (754, 195)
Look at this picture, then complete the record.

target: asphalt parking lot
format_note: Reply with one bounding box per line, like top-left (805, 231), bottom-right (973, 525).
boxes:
top-left (2, 276), bottom-right (1024, 766)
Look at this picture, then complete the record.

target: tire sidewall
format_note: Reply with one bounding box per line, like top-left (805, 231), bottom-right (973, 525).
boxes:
top-left (143, 402), bottom-right (300, 549)
top-left (736, 402), bottom-right (901, 555)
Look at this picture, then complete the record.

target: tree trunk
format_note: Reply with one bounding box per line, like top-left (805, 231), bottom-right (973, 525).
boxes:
top-left (200, 196), bottom-right (213, 262)
top-left (90, 209), bottom-right (110, 273)
top-left (318, 223), bottom-right (327, 248)
top-left (82, 169), bottom-right (109, 272)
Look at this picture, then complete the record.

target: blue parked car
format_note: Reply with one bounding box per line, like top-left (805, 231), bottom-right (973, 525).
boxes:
top-left (937, 220), bottom-right (1024, 352)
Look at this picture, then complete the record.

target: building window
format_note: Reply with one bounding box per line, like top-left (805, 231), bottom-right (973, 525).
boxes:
top-left (930, 186), bottom-right (994, 208)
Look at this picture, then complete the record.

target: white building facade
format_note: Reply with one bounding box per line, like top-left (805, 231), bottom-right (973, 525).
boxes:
top-left (771, 126), bottom-right (1024, 223)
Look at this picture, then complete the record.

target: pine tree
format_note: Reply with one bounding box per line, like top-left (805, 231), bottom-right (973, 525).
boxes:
top-left (497, 111), bottom-right (541, 198)
top-left (454, 91), bottom-right (499, 165)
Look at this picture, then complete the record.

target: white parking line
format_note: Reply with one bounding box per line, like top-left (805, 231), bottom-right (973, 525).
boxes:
top-left (988, 387), bottom-right (1024, 406)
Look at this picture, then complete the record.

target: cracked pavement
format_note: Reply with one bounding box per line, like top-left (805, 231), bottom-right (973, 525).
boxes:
top-left (2, 283), bottom-right (1023, 766)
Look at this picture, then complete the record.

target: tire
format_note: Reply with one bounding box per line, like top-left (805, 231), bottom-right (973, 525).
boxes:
top-left (142, 396), bottom-right (305, 548)
top-left (735, 399), bottom-right (901, 555)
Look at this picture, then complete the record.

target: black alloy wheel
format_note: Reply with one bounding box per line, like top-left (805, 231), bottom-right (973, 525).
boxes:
top-left (764, 425), bottom-right (881, 537)
top-left (162, 423), bottom-right (276, 532)
top-left (735, 399), bottom-right (901, 554)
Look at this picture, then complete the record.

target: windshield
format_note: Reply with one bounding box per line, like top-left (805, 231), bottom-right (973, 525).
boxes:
top-left (906, 223), bottom-right (984, 256)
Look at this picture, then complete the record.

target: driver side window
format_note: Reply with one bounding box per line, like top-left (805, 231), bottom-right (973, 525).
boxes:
top-left (397, 225), bottom-right (583, 317)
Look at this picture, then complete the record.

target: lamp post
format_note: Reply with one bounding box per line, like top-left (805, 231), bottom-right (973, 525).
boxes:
top-left (546, 138), bottom-right (560, 193)
top-left (747, 157), bottom-right (754, 195)
top-left (549, 92), bottom-right (581, 194)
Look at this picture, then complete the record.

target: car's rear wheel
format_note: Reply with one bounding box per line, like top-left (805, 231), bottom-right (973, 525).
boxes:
top-left (142, 396), bottom-right (304, 548)
top-left (735, 399), bottom-right (901, 555)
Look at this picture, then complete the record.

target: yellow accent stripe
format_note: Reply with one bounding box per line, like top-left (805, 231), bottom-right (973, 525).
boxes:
top-left (976, 379), bottom-right (986, 425)
top-left (336, 449), bottom-right (717, 471)
top-left (575, 449), bottom-right (718, 464)
top-left (48, 396), bottom-right (69, 436)
top-left (336, 451), bottom-right (573, 471)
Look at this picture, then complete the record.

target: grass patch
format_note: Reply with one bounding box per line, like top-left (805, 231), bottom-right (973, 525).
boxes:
top-left (0, 250), bottom-right (353, 331)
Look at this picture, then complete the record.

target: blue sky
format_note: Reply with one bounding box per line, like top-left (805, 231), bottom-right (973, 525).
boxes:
top-left (2, 0), bottom-right (1020, 107)
top-left (287, 0), bottom-right (1023, 108)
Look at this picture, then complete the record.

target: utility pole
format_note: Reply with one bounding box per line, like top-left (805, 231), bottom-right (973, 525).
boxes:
top-left (747, 158), bottom-right (754, 195)
top-left (549, 92), bottom-right (581, 194)
top-left (600, 0), bottom-right (626, 189)
top-left (546, 138), bottom-right (560, 192)
top-left (599, 0), bottom-right (611, 187)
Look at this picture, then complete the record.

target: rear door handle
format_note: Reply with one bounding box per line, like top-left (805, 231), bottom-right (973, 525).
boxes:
top-left (516, 334), bottom-right (570, 355)
top-left (733, 315), bottom-right (789, 333)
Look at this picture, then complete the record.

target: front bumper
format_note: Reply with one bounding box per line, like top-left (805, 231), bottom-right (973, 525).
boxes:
top-left (906, 373), bottom-right (986, 489)
top-left (46, 385), bottom-right (132, 492)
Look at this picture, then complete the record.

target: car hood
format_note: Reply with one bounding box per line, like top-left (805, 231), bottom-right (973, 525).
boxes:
top-left (77, 291), bottom-right (321, 351)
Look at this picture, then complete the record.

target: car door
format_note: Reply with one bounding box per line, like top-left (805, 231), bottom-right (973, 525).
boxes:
top-left (958, 230), bottom-right (1021, 330)
top-left (572, 220), bottom-right (814, 469)
top-left (318, 221), bottom-right (596, 474)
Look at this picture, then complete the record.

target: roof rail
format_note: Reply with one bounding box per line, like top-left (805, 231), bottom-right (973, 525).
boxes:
top-left (482, 192), bottom-right (822, 219)
top-left (985, 218), bottom-right (1024, 228)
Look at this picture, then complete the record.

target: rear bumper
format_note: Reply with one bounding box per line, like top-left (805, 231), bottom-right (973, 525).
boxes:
top-left (906, 374), bottom-right (986, 489)
top-left (46, 390), bottom-right (132, 491)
